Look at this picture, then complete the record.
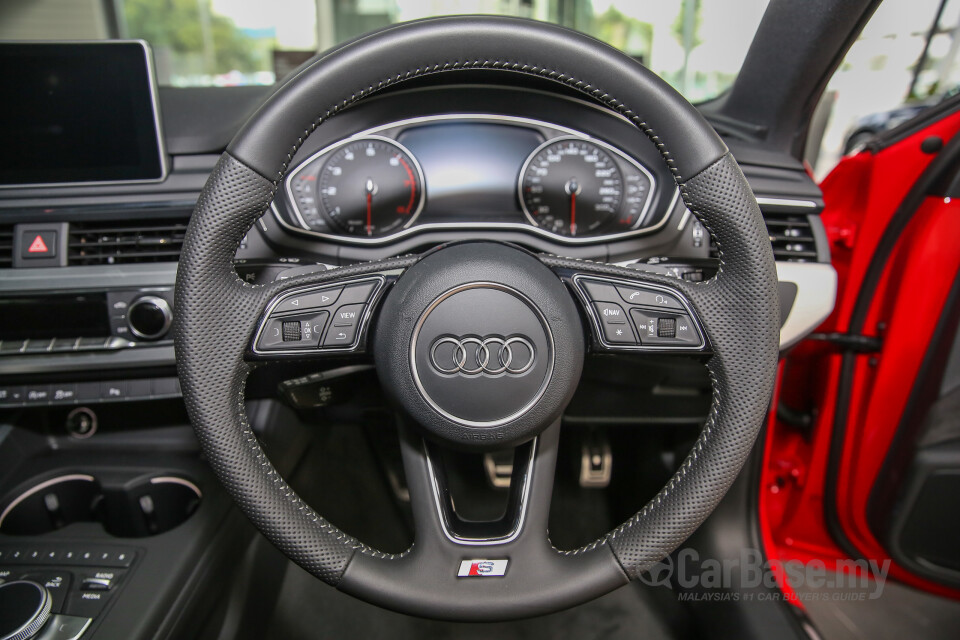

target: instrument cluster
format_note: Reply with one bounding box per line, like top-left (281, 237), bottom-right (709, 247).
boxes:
top-left (276, 116), bottom-right (666, 245)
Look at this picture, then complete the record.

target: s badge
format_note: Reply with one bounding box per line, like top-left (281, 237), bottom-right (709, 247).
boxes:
top-left (457, 559), bottom-right (508, 577)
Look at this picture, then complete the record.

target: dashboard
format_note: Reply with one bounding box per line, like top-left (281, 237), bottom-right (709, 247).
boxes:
top-left (0, 79), bottom-right (835, 385)
top-left (274, 115), bottom-right (667, 244)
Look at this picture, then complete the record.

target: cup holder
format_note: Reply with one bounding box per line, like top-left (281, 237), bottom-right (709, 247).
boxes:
top-left (0, 472), bottom-right (201, 538)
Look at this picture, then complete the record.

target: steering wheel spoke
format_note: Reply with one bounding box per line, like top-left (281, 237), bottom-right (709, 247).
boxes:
top-left (245, 271), bottom-right (400, 361)
top-left (398, 419), bottom-right (559, 550)
top-left (553, 267), bottom-right (711, 356)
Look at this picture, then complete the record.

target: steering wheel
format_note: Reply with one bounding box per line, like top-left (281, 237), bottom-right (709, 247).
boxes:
top-left (174, 16), bottom-right (779, 621)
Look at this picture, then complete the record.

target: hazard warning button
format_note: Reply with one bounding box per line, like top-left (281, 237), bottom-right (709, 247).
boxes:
top-left (19, 230), bottom-right (57, 259)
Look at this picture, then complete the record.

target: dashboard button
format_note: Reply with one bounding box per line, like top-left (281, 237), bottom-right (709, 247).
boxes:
top-left (99, 382), bottom-right (127, 401)
top-left (25, 385), bottom-right (52, 404)
top-left (616, 286), bottom-right (684, 310)
top-left (50, 384), bottom-right (77, 404)
top-left (273, 287), bottom-right (342, 314)
top-left (0, 386), bottom-right (25, 406)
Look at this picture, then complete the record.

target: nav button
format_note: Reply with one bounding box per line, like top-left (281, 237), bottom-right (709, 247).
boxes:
top-left (593, 302), bottom-right (636, 344)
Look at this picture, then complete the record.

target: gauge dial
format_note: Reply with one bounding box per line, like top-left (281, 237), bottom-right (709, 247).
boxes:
top-left (317, 137), bottom-right (424, 237)
top-left (520, 138), bottom-right (623, 237)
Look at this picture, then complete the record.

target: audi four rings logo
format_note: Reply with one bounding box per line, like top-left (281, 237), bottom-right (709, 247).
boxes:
top-left (430, 336), bottom-right (535, 375)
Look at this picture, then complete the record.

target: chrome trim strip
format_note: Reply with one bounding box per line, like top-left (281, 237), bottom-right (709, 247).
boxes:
top-left (0, 474), bottom-right (96, 529)
top-left (0, 40), bottom-right (169, 189)
top-left (777, 262), bottom-right (838, 350)
top-left (409, 282), bottom-right (555, 429)
top-left (571, 274), bottom-right (707, 352)
top-left (272, 113), bottom-right (680, 245)
top-left (150, 476), bottom-right (202, 497)
top-left (425, 436), bottom-right (537, 546)
top-left (516, 135), bottom-right (658, 232)
top-left (755, 197), bottom-right (819, 209)
top-left (250, 275), bottom-right (386, 357)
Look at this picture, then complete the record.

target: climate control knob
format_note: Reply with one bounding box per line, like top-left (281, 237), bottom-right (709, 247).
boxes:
top-left (127, 296), bottom-right (172, 341)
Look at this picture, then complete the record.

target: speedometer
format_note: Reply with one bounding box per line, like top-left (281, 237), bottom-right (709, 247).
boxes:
top-left (317, 137), bottom-right (424, 237)
top-left (519, 138), bottom-right (623, 237)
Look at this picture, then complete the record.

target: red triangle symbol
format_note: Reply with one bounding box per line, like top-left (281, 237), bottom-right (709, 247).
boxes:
top-left (28, 235), bottom-right (49, 253)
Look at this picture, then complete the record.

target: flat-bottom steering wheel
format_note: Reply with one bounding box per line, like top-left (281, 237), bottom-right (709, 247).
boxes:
top-left (174, 16), bottom-right (779, 621)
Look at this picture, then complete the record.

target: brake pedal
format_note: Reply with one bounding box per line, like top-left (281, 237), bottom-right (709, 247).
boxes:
top-left (483, 451), bottom-right (513, 488)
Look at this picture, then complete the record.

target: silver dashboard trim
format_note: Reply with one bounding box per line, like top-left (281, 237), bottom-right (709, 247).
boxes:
top-left (777, 262), bottom-right (838, 350)
top-left (0, 40), bottom-right (169, 190)
top-left (272, 113), bottom-right (679, 245)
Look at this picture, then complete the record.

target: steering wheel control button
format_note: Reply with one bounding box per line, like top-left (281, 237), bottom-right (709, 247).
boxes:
top-left (273, 287), bottom-right (342, 314)
top-left (593, 302), bottom-right (626, 323)
top-left (574, 275), bottom-right (705, 351)
top-left (630, 310), bottom-right (702, 346)
top-left (658, 317), bottom-right (677, 338)
top-left (579, 280), bottom-right (619, 303)
top-left (336, 282), bottom-right (377, 305)
top-left (615, 285), bottom-right (683, 310)
top-left (322, 308), bottom-right (363, 346)
top-left (257, 312), bottom-right (329, 350)
top-left (594, 303), bottom-right (636, 344)
top-left (253, 276), bottom-right (384, 355)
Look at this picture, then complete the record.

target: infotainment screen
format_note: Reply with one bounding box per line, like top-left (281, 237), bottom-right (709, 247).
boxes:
top-left (0, 41), bottom-right (166, 186)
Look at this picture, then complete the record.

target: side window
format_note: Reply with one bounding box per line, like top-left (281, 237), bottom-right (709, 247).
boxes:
top-left (809, 0), bottom-right (960, 180)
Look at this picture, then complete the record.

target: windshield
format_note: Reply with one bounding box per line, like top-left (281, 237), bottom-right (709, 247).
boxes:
top-left (0, 0), bottom-right (770, 103)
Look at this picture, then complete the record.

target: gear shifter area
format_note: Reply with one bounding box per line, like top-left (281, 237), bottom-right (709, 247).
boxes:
top-left (0, 578), bottom-right (91, 640)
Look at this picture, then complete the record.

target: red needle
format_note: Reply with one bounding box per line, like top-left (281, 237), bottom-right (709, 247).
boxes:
top-left (570, 190), bottom-right (577, 236)
top-left (366, 191), bottom-right (373, 237)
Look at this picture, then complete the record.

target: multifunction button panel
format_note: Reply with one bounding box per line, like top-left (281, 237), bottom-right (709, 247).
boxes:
top-left (573, 275), bottom-right (706, 351)
top-left (0, 544), bottom-right (134, 621)
top-left (252, 276), bottom-right (385, 355)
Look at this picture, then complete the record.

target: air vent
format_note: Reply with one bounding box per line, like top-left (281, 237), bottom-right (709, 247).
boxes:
top-left (68, 218), bottom-right (188, 266)
top-left (0, 224), bottom-right (12, 268)
top-left (706, 210), bottom-right (819, 262)
top-left (763, 212), bottom-right (818, 262)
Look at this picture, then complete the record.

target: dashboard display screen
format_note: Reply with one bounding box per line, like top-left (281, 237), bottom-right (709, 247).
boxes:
top-left (0, 42), bottom-right (166, 186)
top-left (397, 123), bottom-right (542, 220)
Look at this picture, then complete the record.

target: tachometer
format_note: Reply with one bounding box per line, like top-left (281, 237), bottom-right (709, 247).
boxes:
top-left (317, 137), bottom-right (424, 237)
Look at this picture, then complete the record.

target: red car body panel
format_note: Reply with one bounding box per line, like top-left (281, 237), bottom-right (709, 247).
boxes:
top-left (760, 109), bottom-right (960, 604)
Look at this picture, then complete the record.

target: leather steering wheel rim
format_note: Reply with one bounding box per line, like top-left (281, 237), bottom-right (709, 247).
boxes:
top-left (174, 15), bottom-right (779, 620)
